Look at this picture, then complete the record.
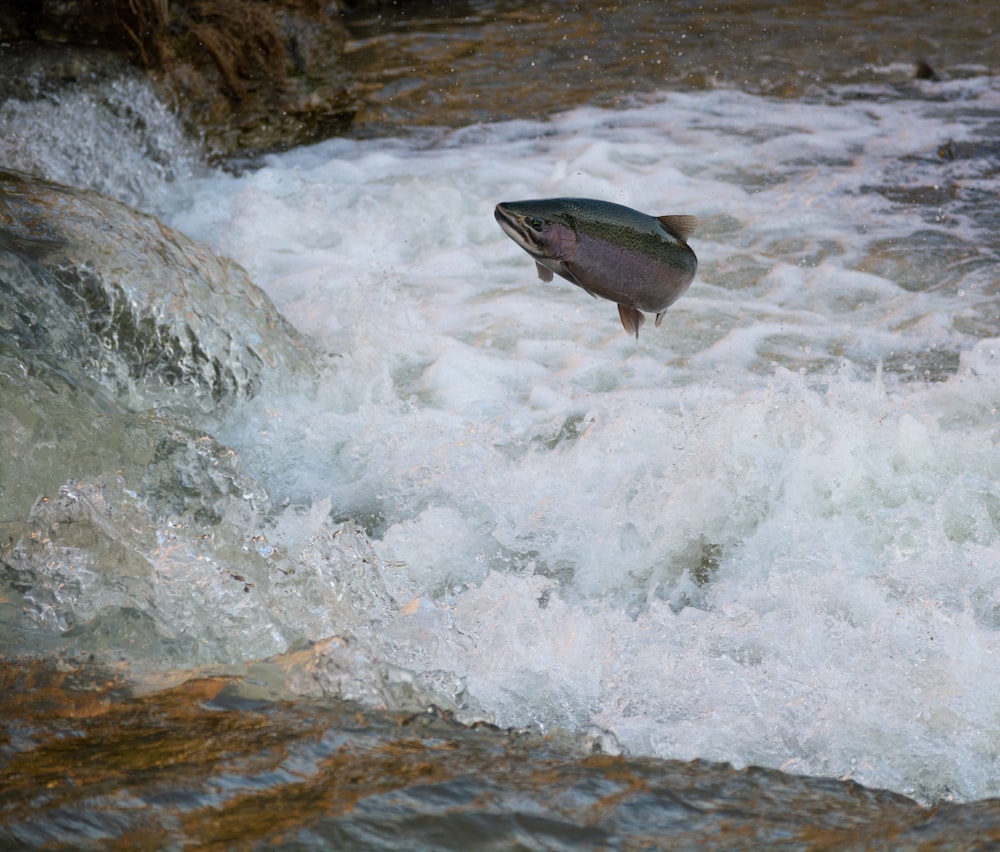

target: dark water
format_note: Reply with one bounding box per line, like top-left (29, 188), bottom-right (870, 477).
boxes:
top-left (4, 1), bottom-right (1000, 847)
top-left (342, 0), bottom-right (997, 135)
top-left (4, 660), bottom-right (1000, 850)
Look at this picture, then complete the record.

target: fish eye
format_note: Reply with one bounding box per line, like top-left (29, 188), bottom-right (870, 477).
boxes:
top-left (526, 216), bottom-right (544, 231)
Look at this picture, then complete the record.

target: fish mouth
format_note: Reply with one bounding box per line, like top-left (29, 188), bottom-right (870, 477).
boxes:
top-left (494, 204), bottom-right (541, 255)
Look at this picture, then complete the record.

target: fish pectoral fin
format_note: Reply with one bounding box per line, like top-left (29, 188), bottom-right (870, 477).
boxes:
top-left (655, 311), bottom-right (666, 327)
top-left (535, 261), bottom-right (554, 282)
top-left (617, 304), bottom-right (645, 339)
top-left (657, 215), bottom-right (698, 244)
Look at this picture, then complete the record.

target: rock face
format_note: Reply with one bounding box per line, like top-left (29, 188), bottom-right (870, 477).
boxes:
top-left (0, 1), bottom-right (358, 159)
top-left (0, 167), bottom-right (341, 669)
top-left (0, 167), bottom-right (312, 412)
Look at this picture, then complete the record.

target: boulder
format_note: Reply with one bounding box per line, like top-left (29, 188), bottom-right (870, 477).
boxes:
top-left (0, 167), bottom-right (313, 413)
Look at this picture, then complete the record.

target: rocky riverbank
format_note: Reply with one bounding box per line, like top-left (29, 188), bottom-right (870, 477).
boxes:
top-left (0, 0), bottom-right (365, 160)
top-left (3, 1), bottom-right (995, 165)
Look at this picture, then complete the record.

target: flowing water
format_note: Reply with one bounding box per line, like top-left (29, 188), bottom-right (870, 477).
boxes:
top-left (3, 1), bottom-right (1000, 847)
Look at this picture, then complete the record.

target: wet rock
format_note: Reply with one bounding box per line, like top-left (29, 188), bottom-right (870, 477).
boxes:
top-left (914, 59), bottom-right (941, 81)
top-left (0, 167), bottom-right (312, 414)
top-left (155, 0), bottom-right (357, 158)
top-left (0, 1), bottom-right (359, 160)
top-left (0, 40), bottom-right (135, 101)
top-left (8, 659), bottom-right (994, 851)
top-left (0, 474), bottom-right (275, 663)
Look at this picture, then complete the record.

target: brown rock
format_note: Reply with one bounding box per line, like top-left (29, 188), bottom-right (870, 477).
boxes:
top-left (1, 0), bottom-right (359, 160)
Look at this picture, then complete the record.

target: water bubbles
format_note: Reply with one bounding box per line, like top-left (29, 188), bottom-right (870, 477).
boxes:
top-left (8, 71), bottom-right (1000, 804)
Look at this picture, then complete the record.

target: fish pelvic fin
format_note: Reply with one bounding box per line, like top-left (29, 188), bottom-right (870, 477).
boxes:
top-left (535, 261), bottom-right (553, 282)
top-left (655, 311), bottom-right (666, 327)
top-left (618, 304), bottom-right (646, 339)
top-left (657, 215), bottom-right (698, 244)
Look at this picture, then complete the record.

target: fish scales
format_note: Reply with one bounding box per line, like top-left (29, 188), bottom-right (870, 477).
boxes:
top-left (494, 197), bottom-right (698, 338)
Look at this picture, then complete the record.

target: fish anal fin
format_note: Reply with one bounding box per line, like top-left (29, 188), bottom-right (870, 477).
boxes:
top-left (617, 304), bottom-right (646, 339)
top-left (535, 261), bottom-right (553, 282)
top-left (657, 215), bottom-right (698, 244)
top-left (655, 311), bottom-right (666, 327)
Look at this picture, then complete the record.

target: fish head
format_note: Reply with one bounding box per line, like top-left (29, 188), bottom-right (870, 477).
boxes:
top-left (494, 200), bottom-right (580, 263)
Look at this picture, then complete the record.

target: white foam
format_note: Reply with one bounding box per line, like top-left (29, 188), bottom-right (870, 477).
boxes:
top-left (165, 79), bottom-right (1000, 802)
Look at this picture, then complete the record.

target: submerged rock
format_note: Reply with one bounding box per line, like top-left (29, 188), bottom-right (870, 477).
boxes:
top-left (6, 659), bottom-right (1000, 850)
top-left (0, 167), bottom-right (312, 413)
top-left (0, 165), bottom-right (328, 664)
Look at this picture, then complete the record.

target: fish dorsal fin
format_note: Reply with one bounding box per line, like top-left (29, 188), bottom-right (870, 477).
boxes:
top-left (657, 215), bottom-right (698, 244)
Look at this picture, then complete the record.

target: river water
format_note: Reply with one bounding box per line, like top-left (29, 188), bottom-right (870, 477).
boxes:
top-left (3, 1), bottom-right (1000, 847)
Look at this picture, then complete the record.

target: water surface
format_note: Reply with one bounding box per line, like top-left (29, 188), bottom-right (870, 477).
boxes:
top-left (2, 1), bottom-right (1000, 846)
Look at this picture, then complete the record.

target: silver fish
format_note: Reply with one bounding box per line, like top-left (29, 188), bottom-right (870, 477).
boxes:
top-left (494, 197), bottom-right (698, 338)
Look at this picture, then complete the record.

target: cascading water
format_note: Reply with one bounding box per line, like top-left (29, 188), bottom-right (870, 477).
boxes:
top-left (3, 4), bottom-right (1000, 845)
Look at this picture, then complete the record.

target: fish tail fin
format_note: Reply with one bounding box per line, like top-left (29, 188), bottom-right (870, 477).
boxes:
top-left (618, 304), bottom-right (645, 339)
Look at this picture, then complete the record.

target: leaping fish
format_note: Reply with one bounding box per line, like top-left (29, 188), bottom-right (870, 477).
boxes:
top-left (494, 197), bottom-right (698, 338)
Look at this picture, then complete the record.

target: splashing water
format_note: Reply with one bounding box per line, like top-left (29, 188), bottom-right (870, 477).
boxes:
top-left (159, 78), bottom-right (1000, 802)
top-left (3, 59), bottom-right (1000, 806)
